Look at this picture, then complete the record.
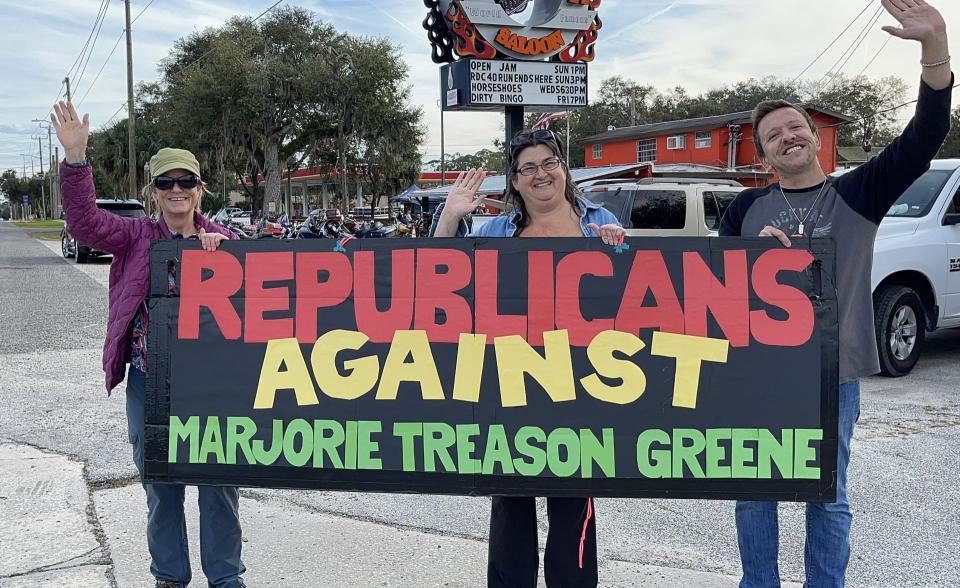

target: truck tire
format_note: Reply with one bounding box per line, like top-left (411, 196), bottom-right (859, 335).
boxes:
top-left (75, 245), bottom-right (90, 264)
top-left (874, 285), bottom-right (925, 377)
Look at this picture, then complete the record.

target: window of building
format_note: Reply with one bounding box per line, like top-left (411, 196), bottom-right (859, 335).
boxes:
top-left (666, 135), bottom-right (687, 150)
top-left (637, 139), bottom-right (657, 163)
top-left (592, 143), bottom-right (603, 160)
top-left (629, 190), bottom-right (686, 229)
top-left (703, 191), bottom-right (740, 230)
top-left (695, 131), bottom-right (712, 149)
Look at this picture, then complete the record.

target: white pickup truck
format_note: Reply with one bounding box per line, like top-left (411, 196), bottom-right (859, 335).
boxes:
top-left (589, 170), bottom-right (960, 377)
top-left (860, 159), bottom-right (960, 376)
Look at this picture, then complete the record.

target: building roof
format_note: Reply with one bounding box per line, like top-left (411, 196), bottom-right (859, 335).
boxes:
top-left (581, 105), bottom-right (853, 144)
top-left (836, 146), bottom-right (877, 163)
top-left (653, 163), bottom-right (773, 181)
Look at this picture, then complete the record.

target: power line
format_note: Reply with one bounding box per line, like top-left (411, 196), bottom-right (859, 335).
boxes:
top-left (815, 5), bottom-right (884, 94)
top-left (46, 0), bottom-right (108, 113)
top-left (132, 0), bottom-right (156, 23)
top-left (74, 1), bottom-right (156, 124)
top-left (77, 31), bottom-right (125, 107)
top-left (170, 0), bottom-right (286, 76)
top-left (857, 36), bottom-right (892, 77)
top-left (820, 81), bottom-right (960, 130)
top-left (74, 0), bottom-right (112, 90)
top-left (253, 0), bottom-right (285, 21)
top-left (102, 102), bottom-right (127, 129)
top-left (789, 0), bottom-right (876, 87)
top-left (50, 81), bottom-right (66, 109)
top-left (65, 0), bottom-right (110, 81)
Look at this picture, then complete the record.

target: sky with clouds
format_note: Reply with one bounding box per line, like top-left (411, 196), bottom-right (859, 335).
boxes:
top-left (1, 0), bottom-right (958, 173)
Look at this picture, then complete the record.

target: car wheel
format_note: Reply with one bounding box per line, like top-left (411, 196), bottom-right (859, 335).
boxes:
top-left (76, 244), bottom-right (90, 264)
top-left (874, 285), bottom-right (926, 377)
top-left (61, 233), bottom-right (73, 258)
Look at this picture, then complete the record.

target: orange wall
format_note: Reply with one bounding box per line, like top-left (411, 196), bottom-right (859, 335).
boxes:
top-left (586, 139), bottom-right (637, 166)
top-left (585, 116), bottom-right (840, 180)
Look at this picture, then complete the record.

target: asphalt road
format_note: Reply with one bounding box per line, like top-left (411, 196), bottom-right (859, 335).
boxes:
top-left (1, 220), bottom-right (957, 587)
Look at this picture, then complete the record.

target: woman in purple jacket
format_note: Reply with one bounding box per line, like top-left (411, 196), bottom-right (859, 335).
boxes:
top-left (52, 101), bottom-right (246, 588)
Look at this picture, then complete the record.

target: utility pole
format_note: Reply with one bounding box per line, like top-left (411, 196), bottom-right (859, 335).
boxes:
top-left (55, 147), bottom-right (61, 217)
top-left (33, 120), bottom-right (54, 219)
top-left (124, 0), bottom-right (137, 201)
top-left (35, 136), bottom-right (47, 219)
top-left (21, 154), bottom-right (35, 176)
top-left (64, 77), bottom-right (72, 102)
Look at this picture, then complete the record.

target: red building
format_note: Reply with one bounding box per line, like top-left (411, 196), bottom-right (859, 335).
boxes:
top-left (581, 106), bottom-right (851, 188)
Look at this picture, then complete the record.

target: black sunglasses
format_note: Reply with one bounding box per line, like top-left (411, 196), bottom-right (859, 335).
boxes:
top-left (510, 129), bottom-right (557, 149)
top-left (153, 174), bottom-right (199, 191)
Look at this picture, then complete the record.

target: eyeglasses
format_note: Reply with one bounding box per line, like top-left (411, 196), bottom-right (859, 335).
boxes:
top-left (510, 129), bottom-right (557, 149)
top-left (517, 157), bottom-right (562, 176)
top-left (153, 174), bottom-right (199, 191)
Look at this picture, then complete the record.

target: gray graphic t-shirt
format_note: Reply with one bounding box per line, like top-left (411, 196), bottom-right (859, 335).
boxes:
top-left (720, 79), bottom-right (952, 382)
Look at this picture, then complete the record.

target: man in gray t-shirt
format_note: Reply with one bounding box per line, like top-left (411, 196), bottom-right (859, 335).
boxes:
top-left (719, 1), bottom-right (952, 585)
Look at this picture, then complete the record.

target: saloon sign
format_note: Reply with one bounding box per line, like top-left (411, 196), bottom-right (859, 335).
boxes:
top-left (424, 0), bottom-right (602, 63)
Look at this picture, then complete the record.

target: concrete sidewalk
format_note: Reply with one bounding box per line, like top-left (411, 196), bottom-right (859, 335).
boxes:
top-left (1, 441), bottom-right (794, 587)
top-left (0, 443), bottom-right (111, 587)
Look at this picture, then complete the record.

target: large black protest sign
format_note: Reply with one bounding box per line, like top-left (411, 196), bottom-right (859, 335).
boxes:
top-left (144, 237), bottom-right (839, 501)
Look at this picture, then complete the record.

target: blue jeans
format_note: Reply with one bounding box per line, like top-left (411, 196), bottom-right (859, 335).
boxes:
top-left (126, 366), bottom-right (246, 587)
top-left (735, 380), bottom-right (860, 588)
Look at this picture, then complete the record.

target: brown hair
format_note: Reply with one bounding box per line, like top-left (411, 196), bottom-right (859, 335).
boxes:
top-left (751, 100), bottom-right (817, 159)
top-left (506, 129), bottom-right (579, 230)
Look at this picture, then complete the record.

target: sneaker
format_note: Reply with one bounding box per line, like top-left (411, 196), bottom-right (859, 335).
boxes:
top-left (155, 581), bottom-right (186, 588)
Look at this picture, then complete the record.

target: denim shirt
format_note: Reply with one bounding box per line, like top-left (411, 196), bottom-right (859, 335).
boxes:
top-left (432, 195), bottom-right (620, 237)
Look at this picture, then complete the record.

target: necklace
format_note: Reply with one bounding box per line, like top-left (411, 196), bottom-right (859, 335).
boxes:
top-left (778, 180), bottom-right (829, 236)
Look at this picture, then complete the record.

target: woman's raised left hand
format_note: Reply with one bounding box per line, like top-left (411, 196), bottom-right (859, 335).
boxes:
top-left (198, 228), bottom-right (228, 251)
top-left (587, 223), bottom-right (627, 246)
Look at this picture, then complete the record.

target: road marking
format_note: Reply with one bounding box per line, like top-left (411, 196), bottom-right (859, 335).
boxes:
top-left (37, 239), bottom-right (111, 289)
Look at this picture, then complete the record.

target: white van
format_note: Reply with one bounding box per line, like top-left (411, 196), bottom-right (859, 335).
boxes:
top-left (580, 178), bottom-right (745, 237)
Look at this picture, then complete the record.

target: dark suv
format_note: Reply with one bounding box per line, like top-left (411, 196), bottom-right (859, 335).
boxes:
top-left (61, 199), bottom-right (146, 263)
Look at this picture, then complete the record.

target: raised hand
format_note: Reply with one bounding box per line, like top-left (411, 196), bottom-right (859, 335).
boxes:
top-left (50, 101), bottom-right (90, 163)
top-left (442, 169), bottom-right (487, 221)
top-left (881, 0), bottom-right (947, 42)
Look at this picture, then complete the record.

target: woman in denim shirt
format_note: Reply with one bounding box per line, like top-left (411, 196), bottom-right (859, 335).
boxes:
top-left (434, 130), bottom-right (624, 587)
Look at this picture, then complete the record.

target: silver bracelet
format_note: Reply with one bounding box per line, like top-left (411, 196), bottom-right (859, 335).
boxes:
top-left (921, 56), bottom-right (950, 68)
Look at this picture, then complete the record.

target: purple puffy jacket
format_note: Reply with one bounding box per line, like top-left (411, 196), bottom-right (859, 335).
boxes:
top-left (60, 162), bottom-right (237, 394)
